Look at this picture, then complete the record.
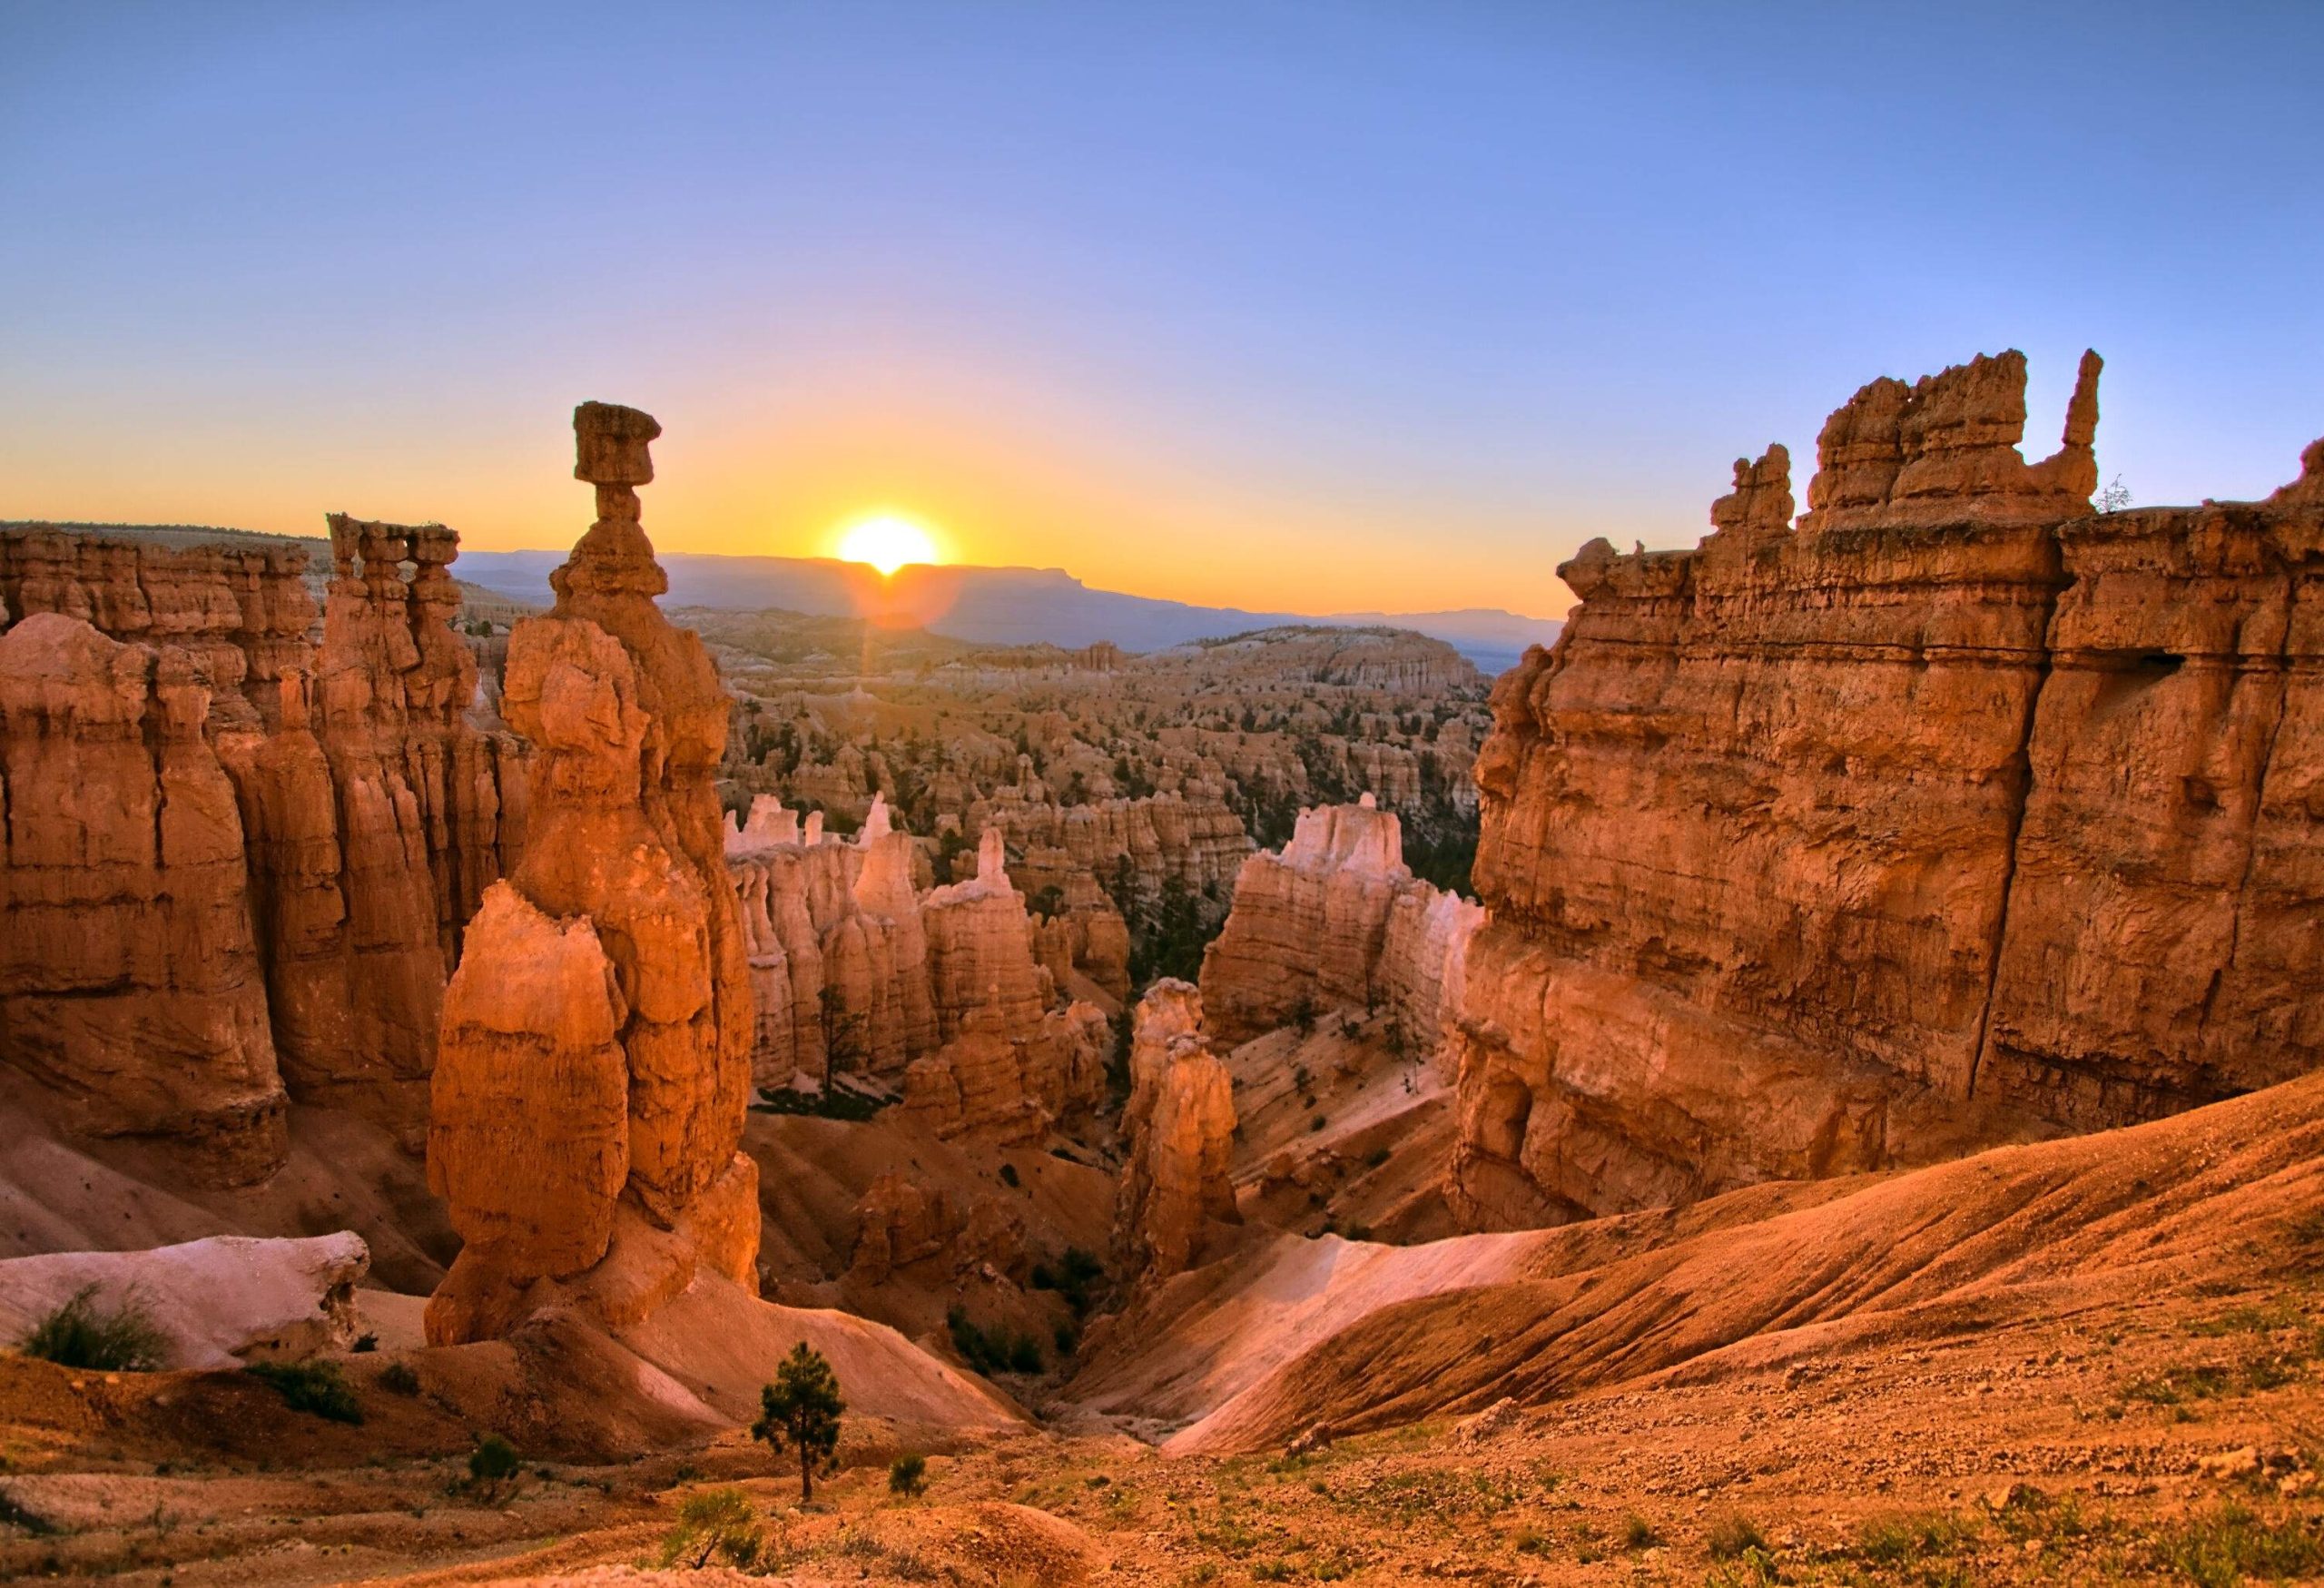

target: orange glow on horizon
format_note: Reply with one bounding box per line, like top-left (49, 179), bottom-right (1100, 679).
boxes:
top-left (0, 394), bottom-right (1581, 621)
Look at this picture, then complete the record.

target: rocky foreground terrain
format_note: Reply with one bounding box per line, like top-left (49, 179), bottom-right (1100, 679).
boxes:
top-left (2, 352), bottom-right (2320, 1585)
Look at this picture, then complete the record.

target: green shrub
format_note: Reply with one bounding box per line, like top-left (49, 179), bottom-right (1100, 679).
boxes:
top-left (245, 1359), bottom-right (363, 1424)
top-left (18, 1286), bottom-right (167, 1372)
top-left (378, 1361), bottom-right (421, 1396)
top-left (1855, 1509), bottom-right (1975, 1564)
top-left (2168, 1503), bottom-right (2322, 1588)
top-left (947, 1307), bottom-right (1045, 1376)
top-left (889, 1452), bottom-right (928, 1498)
top-left (656, 1486), bottom-right (763, 1570)
top-left (1623, 1512), bottom-right (1660, 1550)
top-left (468, 1434), bottom-right (521, 1498)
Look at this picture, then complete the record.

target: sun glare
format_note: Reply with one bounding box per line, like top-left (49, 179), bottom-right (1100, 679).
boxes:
top-left (833, 513), bottom-right (941, 576)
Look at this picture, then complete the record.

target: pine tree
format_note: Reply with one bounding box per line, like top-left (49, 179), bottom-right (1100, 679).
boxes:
top-left (752, 1342), bottom-right (846, 1502)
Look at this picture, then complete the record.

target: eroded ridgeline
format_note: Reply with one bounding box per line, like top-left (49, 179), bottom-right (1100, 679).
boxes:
top-left (1449, 350), bottom-right (2324, 1229)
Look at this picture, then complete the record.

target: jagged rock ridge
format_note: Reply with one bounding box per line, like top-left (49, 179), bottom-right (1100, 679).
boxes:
top-left (725, 798), bottom-right (1112, 1143)
top-left (1450, 350), bottom-right (2324, 1228)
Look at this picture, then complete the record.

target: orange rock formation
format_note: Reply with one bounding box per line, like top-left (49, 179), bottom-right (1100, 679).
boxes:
top-left (1200, 795), bottom-right (1481, 1059)
top-left (425, 403), bottom-right (758, 1344)
top-left (0, 520), bottom-right (523, 1179)
top-left (1451, 350), bottom-right (2324, 1228)
top-left (0, 613), bottom-right (287, 1183)
top-left (1115, 980), bottom-right (1239, 1281)
top-left (727, 801), bottom-right (1111, 1141)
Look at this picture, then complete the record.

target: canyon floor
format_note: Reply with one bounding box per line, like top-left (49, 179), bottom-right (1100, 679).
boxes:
top-left (6, 1080), bottom-right (2318, 1588)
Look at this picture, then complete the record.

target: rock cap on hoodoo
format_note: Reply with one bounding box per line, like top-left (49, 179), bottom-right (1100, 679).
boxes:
top-left (574, 401), bottom-right (661, 488)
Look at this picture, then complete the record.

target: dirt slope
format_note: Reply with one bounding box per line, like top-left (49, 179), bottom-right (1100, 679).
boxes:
top-left (1071, 1070), bottom-right (2324, 1453)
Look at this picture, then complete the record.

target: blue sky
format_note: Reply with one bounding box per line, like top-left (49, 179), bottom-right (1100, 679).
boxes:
top-left (4, 1), bottom-right (2319, 616)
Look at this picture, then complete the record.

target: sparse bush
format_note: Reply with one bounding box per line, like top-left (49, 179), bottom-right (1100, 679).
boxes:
top-left (1054, 1321), bottom-right (1079, 1356)
top-left (1029, 1246), bottom-right (1107, 1317)
top-left (1623, 1512), bottom-right (1660, 1550)
top-left (351, 1332), bottom-right (378, 1353)
top-left (18, 1285), bottom-right (168, 1372)
top-left (655, 1486), bottom-right (763, 1570)
top-left (1855, 1509), bottom-right (1975, 1564)
top-left (1364, 1147), bottom-right (1391, 1169)
top-left (2168, 1503), bottom-right (2322, 1588)
top-left (949, 1305), bottom-right (1050, 1376)
top-left (1706, 1513), bottom-right (1767, 1560)
top-left (467, 1434), bottom-right (521, 1500)
top-left (889, 1452), bottom-right (928, 1499)
top-left (244, 1359), bottom-right (363, 1425)
top-left (378, 1361), bottom-right (422, 1396)
top-left (752, 1083), bottom-right (888, 1121)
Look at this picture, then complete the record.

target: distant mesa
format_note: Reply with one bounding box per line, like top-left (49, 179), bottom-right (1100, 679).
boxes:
top-left (451, 549), bottom-right (1562, 674)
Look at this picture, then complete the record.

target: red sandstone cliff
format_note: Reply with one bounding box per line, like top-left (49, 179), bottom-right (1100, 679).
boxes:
top-left (0, 520), bottom-right (523, 1179)
top-left (1449, 350), bottom-right (2324, 1229)
top-left (0, 613), bottom-right (287, 1184)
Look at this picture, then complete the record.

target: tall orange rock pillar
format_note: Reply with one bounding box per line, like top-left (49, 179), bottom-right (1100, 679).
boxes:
top-left (424, 404), bottom-right (759, 1345)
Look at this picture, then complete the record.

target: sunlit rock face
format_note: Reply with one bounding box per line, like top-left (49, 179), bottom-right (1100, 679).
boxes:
top-left (250, 514), bottom-right (524, 1126)
top-left (0, 519), bottom-right (525, 1178)
top-left (426, 402), bottom-right (760, 1346)
top-left (1450, 351), bottom-right (2324, 1230)
top-left (1114, 979), bottom-right (1239, 1282)
top-left (0, 612), bottom-right (287, 1185)
top-left (1199, 795), bottom-right (1481, 1063)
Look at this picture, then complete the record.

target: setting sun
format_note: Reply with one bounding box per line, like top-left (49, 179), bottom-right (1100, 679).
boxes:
top-left (833, 512), bottom-right (941, 576)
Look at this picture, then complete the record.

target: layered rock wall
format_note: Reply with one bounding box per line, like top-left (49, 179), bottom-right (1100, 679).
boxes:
top-left (241, 515), bottom-right (524, 1122)
top-left (1450, 351), bottom-right (2324, 1228)
top-left (0, 614), bottom-right (288, 1183)
top-left (968, 785), bottom-right (1254, 915)
top-left (0, 521), bottom-right (524, 1177)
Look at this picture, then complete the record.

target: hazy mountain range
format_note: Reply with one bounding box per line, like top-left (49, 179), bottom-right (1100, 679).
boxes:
top-left (455, 551), bottom-right (1562, 675)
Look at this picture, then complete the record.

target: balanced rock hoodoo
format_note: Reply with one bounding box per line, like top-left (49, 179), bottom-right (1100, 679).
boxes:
top-left (425, 403), bottom-right (758, 1344)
